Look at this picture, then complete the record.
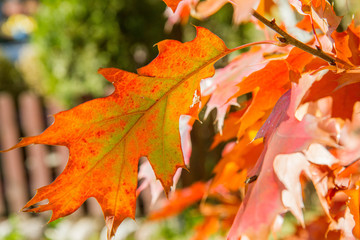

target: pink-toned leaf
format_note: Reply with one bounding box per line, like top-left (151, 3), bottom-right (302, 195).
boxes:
top-left (228, 73), bottom-right (336, 239)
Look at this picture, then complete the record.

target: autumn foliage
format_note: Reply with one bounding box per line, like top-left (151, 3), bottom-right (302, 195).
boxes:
top-left (2, 0), bottom-right (360, 239)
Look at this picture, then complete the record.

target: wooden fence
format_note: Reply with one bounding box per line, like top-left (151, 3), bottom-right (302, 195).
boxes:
top-left (0, 92), bottom-right (102, 217)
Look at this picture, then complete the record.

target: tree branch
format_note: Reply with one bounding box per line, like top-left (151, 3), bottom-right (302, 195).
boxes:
top-left (251, 10), bottom-right (351, 67)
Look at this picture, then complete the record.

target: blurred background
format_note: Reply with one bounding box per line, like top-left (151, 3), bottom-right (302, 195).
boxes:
top-left (0, 0), bottom-right (359, 239)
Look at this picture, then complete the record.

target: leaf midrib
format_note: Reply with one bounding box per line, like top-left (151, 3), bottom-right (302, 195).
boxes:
top-left (38, 47), bottom-right (234, 210)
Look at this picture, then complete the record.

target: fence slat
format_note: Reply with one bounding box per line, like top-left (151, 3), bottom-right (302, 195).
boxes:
top-left (0, 92), bottom-right (103, 217)
top-left (19, 92), bottom-right (51, 193)
top-left (0, 92), bottom-right (28, 213)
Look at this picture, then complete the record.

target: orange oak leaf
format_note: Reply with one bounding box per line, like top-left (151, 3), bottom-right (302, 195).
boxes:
top-left (296, 15), bottom-right (319, 32)
top-left (303, 71), bottom-right (360, 120)
top-left (1, 27), bottom-right (236, 239)
top-left (234, 60), bottom-right (290, 138)
top-left (233, 47), bottom-right (314, 138)
top-left (203, 46), bottom-right (312, 135)
top-left (332, 21), bottom-right (360, 67)
top-left (202, 46), bottom-right (269, 132)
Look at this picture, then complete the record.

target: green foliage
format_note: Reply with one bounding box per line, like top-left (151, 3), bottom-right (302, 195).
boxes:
top-left (27, 0), bottom-right (261, 107)
top-left (32, 0), bottom-right (167, 106)
top-left (0, 216), bottom-right (26, 240)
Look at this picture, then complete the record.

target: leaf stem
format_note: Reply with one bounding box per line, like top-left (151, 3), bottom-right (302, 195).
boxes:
top-left (251, 10), bottom-right (351, 67)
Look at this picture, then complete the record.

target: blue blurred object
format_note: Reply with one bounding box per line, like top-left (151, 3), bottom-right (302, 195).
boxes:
top-left (0, 1), bottom-right (36, 61)
top-left (0, 41), bottom-right (25, 62)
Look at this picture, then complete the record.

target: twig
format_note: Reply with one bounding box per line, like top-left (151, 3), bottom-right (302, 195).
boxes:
top-left (251, 10), bottom-right (351, 68)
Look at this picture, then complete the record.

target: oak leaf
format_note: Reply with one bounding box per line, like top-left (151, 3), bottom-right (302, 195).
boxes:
top-left (203, 46), bottom-right (313, 135)
top-left (233, 47), bottom-right (314, 138)
top-left (2, 27), bottom-right (235, 238)
top-left (234, 60), bottom-right (290, 138)
top-left (332, 21), bottom-right (360, 67)
top-left (202, 48), bottom-right (267, 132)
top-left (303, 71), bottom-right (360, 119)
